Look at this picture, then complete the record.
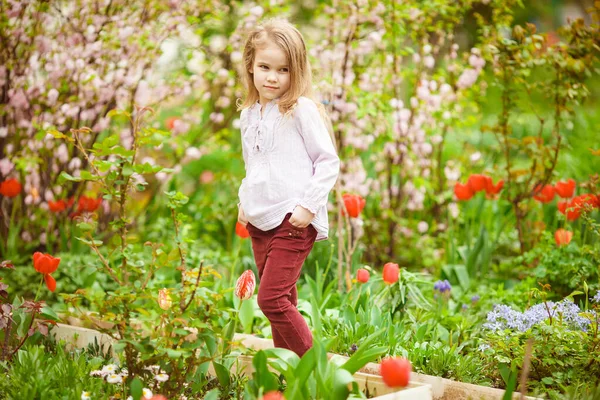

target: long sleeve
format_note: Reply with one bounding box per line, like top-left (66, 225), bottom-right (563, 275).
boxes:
top-left (238, 108), bottom-right (249, 208)
top-left (295, 98), bottom-right (340, 215)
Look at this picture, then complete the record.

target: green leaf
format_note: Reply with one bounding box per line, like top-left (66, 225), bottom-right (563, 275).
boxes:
top-left (310, 296), bottom-right (322, 339)
top-left (332, 368), bottom-right (354, 400)
top-left (252, 350), bottom-right (280, 393)
top-left (40, 306), bottom-right (59, 321)
top-left (166, 349), bottom-right (183, 358)
top-left (58, 171), bottom-right (81, 183)
top-left (130, 377), bottom-right (143, 400)
top-left (79, 170), bottom-right (101, 181)
top-left (239, 297), bottom-right (256, 334)
top-left (212, 361), bottom-right (230, 388)
top-left (341, 328), bottom-right (387, 374)
top-left (107, 109), bottom-right (131, 119)
top-left (203, 389), bottom-right (220, 400)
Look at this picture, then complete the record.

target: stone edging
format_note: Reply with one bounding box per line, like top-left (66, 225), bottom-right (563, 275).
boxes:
top-left (233, 333), bottom-right (542, 400)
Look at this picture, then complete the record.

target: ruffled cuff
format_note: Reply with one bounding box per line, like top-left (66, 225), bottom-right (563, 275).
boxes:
top-left (297, 201), bottom-right (320, 216)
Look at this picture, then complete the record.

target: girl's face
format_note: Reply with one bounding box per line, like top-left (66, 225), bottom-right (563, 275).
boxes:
top-left (251, 40), bottom-right (291, 105)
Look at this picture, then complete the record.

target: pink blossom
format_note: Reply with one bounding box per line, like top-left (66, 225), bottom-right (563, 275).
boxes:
top-left (456, 68), bottom-right (479, 89)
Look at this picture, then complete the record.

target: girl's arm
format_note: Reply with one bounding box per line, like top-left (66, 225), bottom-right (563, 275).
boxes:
top-left (295, 97), bottom-right (341, 215)
top-left (238, 108), bottom-right (249, 208)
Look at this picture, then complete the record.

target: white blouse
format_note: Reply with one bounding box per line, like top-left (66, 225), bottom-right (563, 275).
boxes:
top-left (238, 96), bottom-right (340, 241)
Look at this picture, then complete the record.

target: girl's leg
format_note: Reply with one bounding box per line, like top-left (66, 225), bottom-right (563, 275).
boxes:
top-left (248, 224), bottom-right (287, 348)
top-left (257, 217), bottom-right (317, 357)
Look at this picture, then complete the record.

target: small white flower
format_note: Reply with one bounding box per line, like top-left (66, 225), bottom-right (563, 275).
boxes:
top-left (101, 364), bottom-right (118, 374)
top-left (89, 370), bottom-right (104, 377)
top-left (417, 221), bottom-right (429, 233)
top-left (154, 373), bottom-right (169, 382)
top-left (81, 391), bottom-right (91, 400)
top-left (106, 374), bottom-right (123, 384)
top-left (143, 388), bottom-right (153, 398)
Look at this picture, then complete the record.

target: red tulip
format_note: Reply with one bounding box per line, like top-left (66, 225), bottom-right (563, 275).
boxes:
top-left (356, 268), bottom-right (370, 283)
top-left (235, 221), bottom-right (250, 238)
top-left (0, 178), bottom-right (22, 198)
top-left (454, 182), bottom-right (474, 201)
top-left (77, 196), bottom-right (102, 213)
top-left (533, 185), bottom-right (554, 203)
top-left (48, 199), bottom-right (67, 213)
top-left (33, 252), bottom-right (60, 292)
top-left (554, 179), bottom-right (575, 198)
top-left (467, 174), bottom-right (489, 192)
top-left (235, 269), bottom-right (256, 300)
top-left (261, 392), bottom-right (285, 400)
top-left (485, 179), bottom-right (504, 196)
top-left (342, 193), bottom-right (366, 218)
top-left (380, 357), bottom-right (411, 388)
top-left (44, 274), bottom-right (57, 292)
top-left (382, 263), bottom-right (399, 284)
top-left (557, 201), bottom-right (568, 215)
top-left (554, 229), bottom-right (573, 247)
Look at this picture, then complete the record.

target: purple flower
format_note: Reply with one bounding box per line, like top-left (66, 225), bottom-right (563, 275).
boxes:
top-left (592, 290), bottom-right (600, 304)
top-left (434, 280), bottom-right (452, 294)
top-left (471, 295), bottom-right (480, 303)
top-left (483, 300), bottom-right (592, 333)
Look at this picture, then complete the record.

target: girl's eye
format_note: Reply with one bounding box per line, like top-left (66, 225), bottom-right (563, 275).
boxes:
top-left (280, 68), bottom-right (289, 73)
top-left (259, 65), bottom-right (268, 70)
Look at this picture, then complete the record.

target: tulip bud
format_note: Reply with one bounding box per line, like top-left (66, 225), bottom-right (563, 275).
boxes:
top-left (158, 288), bottom-right (172, 310)
top-left (235, 270), bottom-right (256, 300)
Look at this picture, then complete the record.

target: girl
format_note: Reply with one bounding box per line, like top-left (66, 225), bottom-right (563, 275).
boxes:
top-left (236, 19), bottom-right (340, 357)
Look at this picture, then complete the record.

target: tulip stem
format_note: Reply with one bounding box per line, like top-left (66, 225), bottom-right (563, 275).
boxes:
top-left (33, 275), bottom-right (44, 302)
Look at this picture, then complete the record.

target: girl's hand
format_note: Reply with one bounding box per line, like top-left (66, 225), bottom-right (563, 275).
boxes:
top-left (238, 205), bottom-right (248, 226)
top-left (289, 205), bottom-right (315, 228)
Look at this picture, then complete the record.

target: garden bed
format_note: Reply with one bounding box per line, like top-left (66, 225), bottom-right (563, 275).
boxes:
top-left (49, 323), bottom-right (543, 400)
top-left (50, 323), bottom-right (432, 399)
top-left (233, 333), bottom-right (541, 400)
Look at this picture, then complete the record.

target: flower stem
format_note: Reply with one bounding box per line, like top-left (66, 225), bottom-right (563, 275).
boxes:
top-left (33, 275), bottom-right (44, 302)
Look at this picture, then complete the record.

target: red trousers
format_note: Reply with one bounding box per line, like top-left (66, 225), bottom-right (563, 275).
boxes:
top-left (246, 212), bottom-right (317, 357)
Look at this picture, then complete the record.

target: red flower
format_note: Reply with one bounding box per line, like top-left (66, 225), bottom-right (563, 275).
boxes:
top-left (484, 179), bottom-right (504, 196)
top-left (382, 262), bottom-right (399, 284)
top-left (77, 196), bottom-right (102, 213)
top-left (149, 396), bottom-right (168, 400)
top-left (235, 222), bottom-right (250, 238)
top-left (342, 193), bottom-right (366, 218)
top-left (454, 182), bottom-right (474, 201)
top-left (33, 252), bottom-right (60, 292)
top-left (572, 193), bottom-right (599, 211)
top-left (533, 184), bottom-right (555, 203)
top-left (48, 199), bottom-right (67, 213)
top-left (235, 269), bottom-right (256, 300)
top-left (557, 201), bottom-right (568, 215)
top-left (554, 229), bottom-right (573, 247)
top-left (554, 179), bottom-right (575, 198)
top-left (380, 357), bottom-right (412, 388)
top-left (467, 174), bottom-right (489, 192)
top-left (0, 178), bottom-right (22, 198)
top-left (356, 268), bottom-right (370, 283)
top-left (165, 116), bottom-right (180, 131)
top-left (261, 392), bottom-right (285, 400)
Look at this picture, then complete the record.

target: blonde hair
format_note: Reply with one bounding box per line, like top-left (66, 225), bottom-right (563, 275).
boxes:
top-left (238, 18), bottom-right (336, 146)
